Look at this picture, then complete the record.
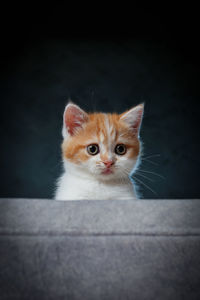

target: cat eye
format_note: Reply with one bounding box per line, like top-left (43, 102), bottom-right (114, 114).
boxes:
top-left (87, 144), bottom-right (99, 155)
top-left (115, 144), bottom-right (126, 155)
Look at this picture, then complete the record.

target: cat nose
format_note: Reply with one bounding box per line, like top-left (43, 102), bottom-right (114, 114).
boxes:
top-left (103, 160), bottom-right (114, 168)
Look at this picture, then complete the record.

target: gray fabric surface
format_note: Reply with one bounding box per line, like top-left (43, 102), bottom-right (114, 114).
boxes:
top-left (0, 199), bottom-right (200, 300)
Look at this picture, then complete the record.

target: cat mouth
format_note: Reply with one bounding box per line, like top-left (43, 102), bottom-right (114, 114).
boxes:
top-left (102, 168), bottom-right (113, 175)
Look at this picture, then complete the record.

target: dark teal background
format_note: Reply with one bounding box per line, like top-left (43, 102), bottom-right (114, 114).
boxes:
top-left (0, 9), bottom-right (199, 199)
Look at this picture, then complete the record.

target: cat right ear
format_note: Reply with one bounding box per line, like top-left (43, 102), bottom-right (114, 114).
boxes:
top-left (120, 103), bottom-right (144, 137)
top-left (62, 102), bottom-right (89, 138)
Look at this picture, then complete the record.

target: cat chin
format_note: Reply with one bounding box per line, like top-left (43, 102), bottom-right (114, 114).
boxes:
top-left (93, 172), bottom-right (127, 182)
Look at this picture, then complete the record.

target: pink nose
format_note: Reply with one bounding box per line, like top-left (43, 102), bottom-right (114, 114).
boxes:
top-left (103, 160), bottom-right (114, 168)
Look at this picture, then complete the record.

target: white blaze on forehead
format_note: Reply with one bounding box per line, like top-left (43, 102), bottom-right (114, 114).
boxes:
top-left (103, 114), bottom-right (116, 159)
top-left (99, 132), bottom-right (105, 143)
top-left (104, 114), bottom-right (116, 138)
top-left (99, 122), bottom-right (106, 155)
top-left (100, 142), bottom-right (107, 155)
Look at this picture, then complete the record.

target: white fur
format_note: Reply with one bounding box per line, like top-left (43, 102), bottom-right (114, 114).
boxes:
top-left (55, 162), bottom-right (137, 200)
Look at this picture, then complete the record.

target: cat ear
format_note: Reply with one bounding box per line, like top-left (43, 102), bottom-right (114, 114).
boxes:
top-left (120, 103), bottom-right (144, 136)
top-left (62, 102), bottom-right (89, 137)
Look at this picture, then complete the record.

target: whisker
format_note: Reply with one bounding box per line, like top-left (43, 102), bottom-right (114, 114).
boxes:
top-left (141, 154), bottom-right (161, 160)
top-left (141, 158), bottom-right (159, 166)
top-left (132, 175), bottom-right (158, 195)
top-left (133, 172), bottom-right (155, 182)
top-left (138, 169), bottom-right (165, 179)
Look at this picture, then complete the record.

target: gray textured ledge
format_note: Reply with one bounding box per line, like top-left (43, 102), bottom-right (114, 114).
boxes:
top-left (1, 198), bottom-right (200, 235)
top-left (0, 198), bottom-right (200, 300)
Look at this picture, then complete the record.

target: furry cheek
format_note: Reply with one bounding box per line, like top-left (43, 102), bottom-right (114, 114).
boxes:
top-left (126, 143), bottom-right (140, 159)
top-left (62, 141), bottom-right (90, 164)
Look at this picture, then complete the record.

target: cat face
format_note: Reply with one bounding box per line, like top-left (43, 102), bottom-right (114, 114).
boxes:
top-left (61, 102), bottom-right (144, 181)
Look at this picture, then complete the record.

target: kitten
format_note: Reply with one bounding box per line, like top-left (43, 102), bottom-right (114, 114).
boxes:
top-left (55, 102), bottom-right (144, 200)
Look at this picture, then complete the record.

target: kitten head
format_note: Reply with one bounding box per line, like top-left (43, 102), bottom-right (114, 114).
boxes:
top-left (61, 102), bottom-right (144, 181)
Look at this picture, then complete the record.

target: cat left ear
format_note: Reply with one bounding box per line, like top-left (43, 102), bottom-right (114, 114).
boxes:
top-left (120, 103), bottom-right (144, 136)
top-left (62, 102), bottom-right (89, 137)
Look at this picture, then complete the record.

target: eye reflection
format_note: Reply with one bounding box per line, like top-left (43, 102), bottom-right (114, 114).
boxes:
top-left (87, 144), bottom-right (99, 155)
top-left (115, 144), bottom-right (126, 155)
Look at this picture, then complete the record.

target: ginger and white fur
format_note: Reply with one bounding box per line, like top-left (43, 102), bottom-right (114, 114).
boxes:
top-left (55, 102), bottom-right (144, 200)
